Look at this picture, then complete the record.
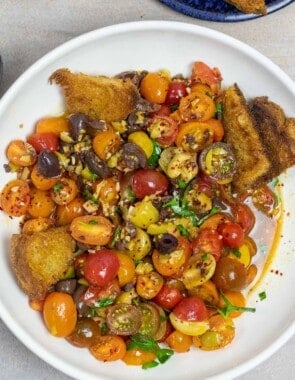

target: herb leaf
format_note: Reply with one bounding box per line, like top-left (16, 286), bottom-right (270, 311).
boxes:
top-left (259, 291), bottom-right (267, 301)
top-left (147, 140), bottom-right (162, 167)
top-left (217, 291), bottom-right (256, 319)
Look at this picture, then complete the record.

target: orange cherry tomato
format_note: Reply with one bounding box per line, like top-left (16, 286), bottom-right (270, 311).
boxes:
top-left (205, 119), bottom-right (224, 142)
top-left (116, 252), bottom-right (136, 287)
top-left (31, 164), bottom-right (58, 190)
top-left (136, 271), bottom-right (164, 300)
top-left (6, 140), bottom-right (37, 166)
top-left (152, 236), bottom-right (191, 277)
top-left (178, 91), bottom-right (216, 122)
top-left (189, 280), bottom-right (219, 307)
top-left (147, 116), bottom-right (178, 147)
top-left (166, 330), bottom-right (192, 353)
top-left (27, 188), bottom-right (55, 218)
top-left (122, 348), bottom-right (156, 366)
top-left (94, 177), bottom-right (119, 206)
top-left (176, 121), bottom-right (214, 153)
top-left (92, 131), bottom-right (121, 160)
top-left (218, 290), bottom-right (246, 318)
top-left (0, 179), bottom-right (30, 217)
top-left (28, 298), bottom-right (44, 312)
top-left (43, 292), bottom-right (77, 337)
top-left (22, 217), bottom-right (54, 234)
top-left (70, 215), bottom-right (113, 246)
top-left (89, 335), bottom-right (126, 362)
top-left (35, 116), bottom-right (70, 135)
top-left (50, 178), bottom-right (78, 206)
top-left (55, 197), bottom-right (85, 226)
top-left (140, 72), bottom-right (170, 104)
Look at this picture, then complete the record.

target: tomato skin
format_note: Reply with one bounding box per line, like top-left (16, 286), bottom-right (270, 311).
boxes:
top-left (165, 81), bottom-right (187, 105)
top-left (147, 116), bottom-right (178, 147)
top-left (131, 169), bottom-right (169, 199)
top-left (140, 72), bottom-right (170, 104)
top-left (191, 228), bottom-right (223, 261)
top-left (173, 296), bottom-right (208, 322)
top-left (166, 330), bottom-right (192, 352)
top-left (84, 250), bottom-right (120, 287)
top-left (232, 203), bottom-right (255, 234)
top-left (43, 292), bottom-right (77, 337)
top-left (89, 335), bottom-right (126, 362)
top-left (218, 222), bottom-right (244, 248)
top-left (0, 179), bottom-right (30, 217)
top-left (27, 132), bottom-right (59, 153)
top-left (212, 256), bottom-right (248, 291)
top-left (122, 348), bottom-right (156, 366)
top-left (150, 104), bottom-right (171, 117)
top-left (67, 317), bottom-right (101, 347)
top-left (191, 61), bottom-right (222, 90)
top-left (153, 284), bottom-right (183, 309)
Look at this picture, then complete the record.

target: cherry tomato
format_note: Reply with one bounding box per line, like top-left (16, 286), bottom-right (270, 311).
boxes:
top-left (82, 279), bottom-right (121, 306)
top-left (150, 104), bottom-right (171, 117)
top-left (106, 304), bottom-right (142, 335)
top-left (89, 335), bottom-right (126, 362)
top-left (140, 72), bottom-right (170, 104)
top-left (138, 302), bottom-right (161, 337)
top-left (165, 81), bottom-right (187, 105)
top-left (173, 296), bottom-right (208, 322)
top-left (191, 61), bottom-right (222, 92)
top-left (252, 184), bottom-right (278, 216)
top-left (84, 249), bottom-right (120, 287)
top-left (6, 139), bottom-right (37, 166)
top-left (55, 197), bottom-right (85, 226)
top-left (178, 92), bottom-right (216, 122)
top-left (116, 252), bottom-right (136, 287)
top-left (0, 179), bottom-right (30, 217)
top-left (131, 168), bottom-right (168, 199)
top-left (153, 284), bottom-right (183, 309)
top-left (165, 330), bottom-right (192, 352)
top-left (122, 348), bottom-right (156, 366)
top-left (31, 164), bottom-right (58, 191)
top-left (218, 222), bottom-right (244, 248)
top-left (67, 317), bottom-right (101, 347)
top-left (51, 178), bottom-right (78, 206)
top-left (27, 132), bottom-right (59, 153)
top-left (27, 188), bottom-right (55, 218)
top-left (136, 271), bottom-right (164, 300)
top-left (43, 292), bottom-right (77, 337)
top-left (232, 202), bottom-right (255, 234)
top-left (212, 256), bottom-right (248, 291)
top-left (147, 116), bottom-right (178, 147)
top-left (176, 121), bottom-right (214, 152)
top-left (191, 228), bottom-right (223, 261)
top-left (35, 116), bottom-right (70, 135)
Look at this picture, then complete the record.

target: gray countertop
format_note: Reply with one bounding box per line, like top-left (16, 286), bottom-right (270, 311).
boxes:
top-left (0, 1), bottom-right (294, 379)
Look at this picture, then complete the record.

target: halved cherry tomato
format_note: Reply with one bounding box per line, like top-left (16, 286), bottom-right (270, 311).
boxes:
top-left (67, 317), bottom-right (101, 347)
top-left (6, 140), bottom-right (37, 166)
top-left (176, 121), bottom-right (214, 152)
top-left (82, 279), bottom-right (121, 306)
top-left (218, 222), bottom-right (244, 248)
top-left (138, 302), bottom-right (161, 337)
top-left (136, 271), bottom-right (164, 300)
top-left (205, 119), bottom-right (224, 142)
top-left (70, 215), bottom-right (113, 246)
top-left (27, 132), bottom-right (59, 153)
top-left (140, 72), bottom-right (170, 104)
top-left (31, 164), bottom-right (58, 191)
top-left (122, 348), bottom-right (157, 366)
top-left (178, 91), bottom-right (216, 122)
top-left (51, 178), bottom-right (78, 206)
top-left (232, 202), bottom-right (255, 234)
top-left (27, 188), bottom-right (55, 218)
top-left (43, 292), bottom-right (77, 337)
top-left (212, 257), bottom-right (248, 291)
top-left (116, 252), bottom-right (136, 287)
top-left (153, 284), bottom-right (183, 309)
top-left (173, 296), bottom-right (208, 322)
top-left (106, 304), bottom-right (142, 335)
top-left (55, 197), bottom-right (85, 226)
top-left (131, 168), bottom-right (169, 199)
top-left (149, 104), bottom-right (171, 117)
top-left (165, 330), bottom-right (192, 352)
top-left (0, 179), bottom-right (30, 217)
top-left (22, 217), bottom-right (54, 234)
top-left (252, 183), bottom-right (278, 216)
top-left (218, 290), bottom-right (246, 318)
top-left (191, 61), bottom-right (222, 92)
top-left (181, 253), bottom-right (216, 289)
top-left (89, 335), bottom-right (126, 362)
top-left (92, 131), bottom-right (121, 160)
top-left (192, 228), bottom-right (223, 261)
top-left (165, 81), bottom-right (187, 105)
top-left (84, 249), bottom-right (120, 287)
top-left (147, 116), bottom-right (178, 147)
top-left (35, 116), bottom-right (70, 135)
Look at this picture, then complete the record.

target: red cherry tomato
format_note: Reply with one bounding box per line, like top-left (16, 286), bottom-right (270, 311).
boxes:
top-left (153, 284), bottom-right (183, 309)
top-left (192, 228), bottom-right (223, 261)
top-left (150, 104), bottom-right (171, 117)
top-left (232, 203), bottom-right (255, 234)
top-left (27, 132), bottom-right (59, 153)
top-left (147, 116), bottom-right (178, 147)
top-left (131, 169), bottom-right (169, 199)
top-left (84, 250), bottom-right (120, 287)
top-left (218, 222), bottom-right (245, 248)
top-left (191, 61), bottom-right (222, 88)
top-left (173, 296), bottom-right (208, 322)
top-left (165, 81), bottom-right (187, 105)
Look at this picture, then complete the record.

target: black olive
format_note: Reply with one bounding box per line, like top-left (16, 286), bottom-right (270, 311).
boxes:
top-left (115, 70), bottom-right (147, 87)
top-left (69, 114), bottom-right (89, 141)
top-left (122, 142), bottom-right (147, 170)
top-left (55, 279), bottom-right (77, 294)
top-left (81, 149), bottom-right (111, 178)
top-left (37, 150), bottom-right (61, 178)
top-left (135, 97), bottom-right (161, 113)
top-left (73, 285), bottom-right (89, 317)
top-left (155, 233), bottom-right (179, 253)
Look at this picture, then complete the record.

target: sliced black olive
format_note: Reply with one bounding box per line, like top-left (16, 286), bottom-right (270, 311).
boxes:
top-left (155, 233), bottom-right (179, 253)
top-left (73, 285), bottom-right (90, 317)
top-left (122, 142), bottom-right (147, 170)
top-left (69, 114), bottom-right (89, 141)
top-left (37, 150), bottom-right (61, 178)
top-left (55, 279), bottom-right (77, 294)
top-left (115, 70), bottom-right (147, 87)
top-left (135, 97), bottom-right (161, 113)
top-left (81, 149), bottom-right (111, 178)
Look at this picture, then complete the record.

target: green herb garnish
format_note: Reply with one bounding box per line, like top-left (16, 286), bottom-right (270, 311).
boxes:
top-left (127, 334), bottom-right (174, 369)
top-left (110, 226), bottom-right (121, 247)
top-left (147, 140), bottom-right (162, 167)
top-left (93, 297), bottom-right (115, 308)
top-left (176, 224), bottom-right (190, 237)
top-left (201, 253), bottom-right (208, 260)
top-left (53, 183), bottom-right (63, 192)
top-left (83, 189), bottom-right (99, 204)
top-left (127, 186), bottom-right (136, 202)
top-left (215, 102), bottom-right (223, 117)
top-left (231, 248), bottom-right (241, 258)
top-left (88, 219), bottom-right (99, 225)
top-left (217, 291), bottom-right (256, 319)
top-left (259, 291), bottom-right (267, 301)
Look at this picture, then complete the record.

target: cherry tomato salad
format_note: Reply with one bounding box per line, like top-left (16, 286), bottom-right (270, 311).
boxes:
top-left (0, 61), bottom-right (280, 368)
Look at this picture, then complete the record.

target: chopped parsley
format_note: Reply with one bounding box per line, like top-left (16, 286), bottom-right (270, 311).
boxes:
top-left (217, 291), bottom-right (256, 319)
top-left (259, 291), bottom-right (267, 301)
top-left (176, 224), bottom-right (190, 237)
top-left (53, 183), bottom-right (63, 192)
top-left (230, 248), bottom-right (241, 258)
top-left (147, 140), bottom-right (162, 167)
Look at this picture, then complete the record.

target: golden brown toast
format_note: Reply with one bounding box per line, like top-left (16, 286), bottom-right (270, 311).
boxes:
top-left (222, 84), bottom-right (271, 194)
top-left (10, 227), bottom-right (74, 299)
top-left (49, 68), bottom-right (140, 122)
top-left (224, 0), bottom-right (267, 14)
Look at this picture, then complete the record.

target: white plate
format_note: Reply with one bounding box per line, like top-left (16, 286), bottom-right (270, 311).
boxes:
top-left (0, 21), bottom-right (294, 380)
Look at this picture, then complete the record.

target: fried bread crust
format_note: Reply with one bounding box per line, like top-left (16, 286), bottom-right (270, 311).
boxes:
top-left (224, 0), bottom-right (267, 14)
top-left (49, 68), bottom-right (140, 122)
top-left (10, 227), bottom-right (74, 299)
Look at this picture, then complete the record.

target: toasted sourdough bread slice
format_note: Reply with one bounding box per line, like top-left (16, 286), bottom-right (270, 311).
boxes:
top-left (224, 0), bottom-right (267, 14)
top-left (223, 84), bottom-right (295, 194)
top-left (222, 84), bottom-right (271, 194)
top-left (49, 68), bottom-right (140, 122)
top-left (10, 227), bottom-right (74, 299)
